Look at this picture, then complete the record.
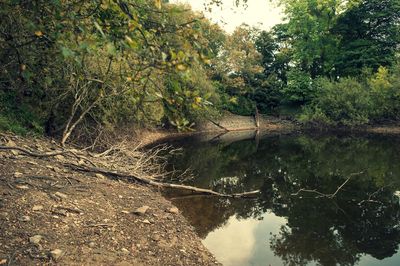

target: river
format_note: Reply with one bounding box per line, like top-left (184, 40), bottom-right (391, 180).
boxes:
top-left (163, 131), bottom-right (400, 266)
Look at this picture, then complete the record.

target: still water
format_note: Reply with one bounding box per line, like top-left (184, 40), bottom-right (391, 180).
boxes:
top-left (164, 131), bottom-right (400, 266)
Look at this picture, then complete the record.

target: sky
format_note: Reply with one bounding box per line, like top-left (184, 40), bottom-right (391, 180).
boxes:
top-left (170, 0), bottom-right (284, 33)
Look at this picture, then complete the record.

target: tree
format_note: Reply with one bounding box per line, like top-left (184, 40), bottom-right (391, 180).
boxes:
top-left (0, 0), bottom-right (225, 141)
top-left (213, 24), bottom-right (263, 115)
top-left (333, 0), bottom-right (400, 77)
top-left (278, 0), bottom-right (343, 78)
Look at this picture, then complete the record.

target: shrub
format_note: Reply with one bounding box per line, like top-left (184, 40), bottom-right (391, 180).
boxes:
top-left (300, 77), bottom-right (372, 126)
top-left (281, 69), bottom-right (316, 104)
top-left (369, 66), bottom-right (400, 120)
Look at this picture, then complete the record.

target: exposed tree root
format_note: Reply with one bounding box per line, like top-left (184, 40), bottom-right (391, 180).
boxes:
top-left (66, 163), bottom-right (260, 198)
top-left (0, 146), bottom-right (68, 157)
top-left (0, 145), bottom-right (96, 166)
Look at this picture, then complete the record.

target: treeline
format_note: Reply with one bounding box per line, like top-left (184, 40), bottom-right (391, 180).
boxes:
top-left (252, 0), bottom-right (400, 126)
top-left (0, 0), bottom-right (400, 144)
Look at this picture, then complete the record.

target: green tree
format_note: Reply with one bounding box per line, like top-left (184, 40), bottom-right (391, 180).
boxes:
top-left (333, 0), bottom-right (400, 77)
top-left (279, 0), bottom-right (341, 78)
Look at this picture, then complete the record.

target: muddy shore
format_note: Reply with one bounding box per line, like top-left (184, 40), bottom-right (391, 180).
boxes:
top-left (0, 134), bottom-right (220, 266)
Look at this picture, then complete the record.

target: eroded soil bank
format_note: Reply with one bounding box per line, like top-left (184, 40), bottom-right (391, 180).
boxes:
top-left (0, 135), bottom-right (219, 266)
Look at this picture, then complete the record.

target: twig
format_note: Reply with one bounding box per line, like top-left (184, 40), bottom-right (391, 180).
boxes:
top-left (291, 171), bottom-right (364, 199)
top-left (330, 176), bottom-right (352, 198)
top-left (85, 223), bottom-right (116, 228)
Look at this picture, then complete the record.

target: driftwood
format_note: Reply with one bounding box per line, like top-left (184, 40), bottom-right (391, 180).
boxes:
top-left (66, 163), bottom-right (260, 198)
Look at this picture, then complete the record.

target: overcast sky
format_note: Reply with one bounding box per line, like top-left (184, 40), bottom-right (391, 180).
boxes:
top-left (170, 0), bottom-right (284, 33)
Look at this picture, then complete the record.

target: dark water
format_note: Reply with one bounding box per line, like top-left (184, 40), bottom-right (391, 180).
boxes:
top-left (164, 131), bottom-right (400, 266)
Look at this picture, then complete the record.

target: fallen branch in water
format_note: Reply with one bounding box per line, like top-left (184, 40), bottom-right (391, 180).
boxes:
top-left (291, 171), bottom-right (364, 199)
top-left (66, 163), bottom-right (260, 198)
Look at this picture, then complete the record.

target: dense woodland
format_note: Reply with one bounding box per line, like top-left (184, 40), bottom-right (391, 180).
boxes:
top-left (1, 0), bottom-right (400, 143)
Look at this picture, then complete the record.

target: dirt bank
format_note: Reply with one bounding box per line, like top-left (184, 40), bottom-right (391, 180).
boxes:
top-left (0, 134), bottom-right (219, 266)
top-left (197, 113), bottom-right (296, 132)
top-left (138, 114), bottom-right (297, 148)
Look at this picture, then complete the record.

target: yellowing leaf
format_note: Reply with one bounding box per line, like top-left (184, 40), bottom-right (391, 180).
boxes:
top-left (175, 64), bottom-right (187, 71)
top-left (34, 31), bottom-right (43, 37)
top-left (154, 0), bottom-right (161, 9)
top-left (203, 59), bottom-right (211, 65)
top-left (125, 36), bottom-right (134, 43)
top-left (126, 77), bottom-right (132, 82)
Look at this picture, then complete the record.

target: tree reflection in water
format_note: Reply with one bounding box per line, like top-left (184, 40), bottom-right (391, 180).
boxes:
top-left (165, 132), bottom-right (400, 265)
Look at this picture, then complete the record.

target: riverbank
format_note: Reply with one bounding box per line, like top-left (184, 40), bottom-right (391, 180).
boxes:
top-left (137, 113), bottom-right (298, 148)
top-left (2, 115), bottom-right (400, 265)
top-left (138, 113), bottom-right (400, 148)
top-left (0, 134), bottom-right (220, 265)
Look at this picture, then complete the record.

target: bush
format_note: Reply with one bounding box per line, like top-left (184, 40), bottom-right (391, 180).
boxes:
top-left (369, 66), bottom-right (400, 120)
top-left (220, 94), bottom-right (255, 116)
top-left (281, 69), bottom-right (316, 104)
top-left (252, 74), bottom-right (283, 113)
top-left (0, 91), bottom-right (44, 135)
top-left (300, 77), bottom-right (372, 126)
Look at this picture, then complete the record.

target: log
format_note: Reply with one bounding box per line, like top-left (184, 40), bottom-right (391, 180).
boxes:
top-left (66, 163), bottom-right (260, 198)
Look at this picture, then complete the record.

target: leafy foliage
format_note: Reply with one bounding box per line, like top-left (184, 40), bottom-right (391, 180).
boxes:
top-left (300, 64), bottom-right (400, 126)
top-left (0, 0), bottom-right (223, 139)
top-left (1, 0), bottom-right (400, 139)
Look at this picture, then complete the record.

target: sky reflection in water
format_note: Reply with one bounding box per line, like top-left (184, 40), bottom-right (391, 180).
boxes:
top-left (165, 131), bottom-right (400, 266)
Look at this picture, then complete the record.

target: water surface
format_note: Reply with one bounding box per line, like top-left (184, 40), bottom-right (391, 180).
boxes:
top-left (164, 131), bottom-right (400, 266)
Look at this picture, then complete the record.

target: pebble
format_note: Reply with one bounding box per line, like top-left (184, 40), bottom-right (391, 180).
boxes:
top-left (121, 210), bottom-right (130, 214)
top-left (27, 161), bottom-right (38, 165)
top-left (16, 185), bottom-right (29, 190)
top-left (29, 235), bottom-right (43, 245)
top-left (19, 215), bottom-right (31, 222)
top-left (32, 205), bottom-right (44, 211)
top-left (49, 249), bottom-right (64, 260)
top-left (95, 173), bottom-right (106, 179)
top-left (88, 242), bottom-right (96, 248)
top-left (133, 206), bottom-right (150, 215)
top-left (54, 155), bottom-right (65, 161)
top-left (54, 192), bottom-right (68, 199)
top-left (0, 259), bottom-right (7, 265)
top-left (142, 219), bottom-right (151, 224)
top-left (167, 207), bottom-right (179, 214)
top-left (121, 248), bottom-right (130, 255)
top-left (14, 172), bottom-right (23, 178)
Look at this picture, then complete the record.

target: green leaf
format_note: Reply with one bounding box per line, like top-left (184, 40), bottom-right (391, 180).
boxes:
top-left (93, 21), bottom-right (105, 37)
top-left (61, 47), bottom-right (74, 58)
